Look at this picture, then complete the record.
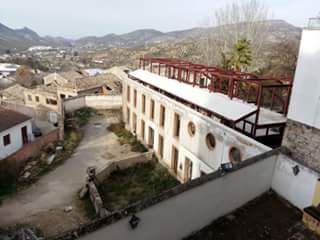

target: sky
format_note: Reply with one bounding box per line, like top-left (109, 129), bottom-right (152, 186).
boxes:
top-left (0, 0), bottom-right (319, 39)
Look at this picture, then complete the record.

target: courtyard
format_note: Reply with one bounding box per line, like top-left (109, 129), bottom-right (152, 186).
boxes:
top-left (99, 160), bottom-right (179, 211)
top-left (0, 110), bottom-right (137, 237)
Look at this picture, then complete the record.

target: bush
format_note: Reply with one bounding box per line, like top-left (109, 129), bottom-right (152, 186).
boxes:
top-left (74, 107), bottom-right (96, 127)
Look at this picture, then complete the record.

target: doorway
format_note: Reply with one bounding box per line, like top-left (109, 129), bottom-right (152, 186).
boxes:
top-left (21, 126), bottom-right (28, 145)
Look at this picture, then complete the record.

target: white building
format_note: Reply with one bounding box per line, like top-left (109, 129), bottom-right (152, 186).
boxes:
top-left (0, 107), bottom-right (33, 160)
top-left (0, 63), bottom-right (20, 78)
top-left (123, 67), bottom-right (271, 182)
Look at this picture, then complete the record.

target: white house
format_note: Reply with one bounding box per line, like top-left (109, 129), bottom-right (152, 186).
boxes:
top-left (0, 107), bottom-right (33, 160)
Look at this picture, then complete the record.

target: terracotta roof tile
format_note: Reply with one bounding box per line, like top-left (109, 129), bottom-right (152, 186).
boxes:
top-left (0, 107), bottom-right (31, 132)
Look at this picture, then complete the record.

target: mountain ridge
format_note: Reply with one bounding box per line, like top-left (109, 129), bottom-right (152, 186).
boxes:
top-left (0, 20), bottom-right (301, 52)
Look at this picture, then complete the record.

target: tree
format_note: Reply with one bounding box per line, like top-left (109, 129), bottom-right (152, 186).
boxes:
top-left (15, 65), bottom-right (36, 88)
top-left (200, 0), bottom-right (270, 69)
top-left (222, 38), bottom-right (252, 71)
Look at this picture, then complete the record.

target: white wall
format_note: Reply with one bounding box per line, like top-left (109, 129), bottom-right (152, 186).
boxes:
top-left (64, 96), bottom-right (86, 112)
top-left (86, 95), bottom-right (122, 109)
top-left (0, 120), bottom-right (33, 159)
top-left (123, 78), bottom-right (270, 181)
top-left (80, 155), bottom-right (277, 240)
top-left (287, 29), bottom-right (320, 128)
top-left (64, 95), bottom-right (122, 113)
top-left (272, 153), bottom-right (319, 209)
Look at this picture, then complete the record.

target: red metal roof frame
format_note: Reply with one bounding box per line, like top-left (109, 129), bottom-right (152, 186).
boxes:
top-left (137, 57), bottom-right (292, 138)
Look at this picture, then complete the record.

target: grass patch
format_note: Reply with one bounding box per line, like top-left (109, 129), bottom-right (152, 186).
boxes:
top-left (74, 107), bottom-right (97, 127)
top-left (107, 123), bottom-right (148, 153)
top-left (99, 161), bottom-right (179, 211)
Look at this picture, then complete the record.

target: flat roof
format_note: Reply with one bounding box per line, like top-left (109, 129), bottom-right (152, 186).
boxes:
top-left (129, 69), bottom-right (257, 121)
top-left (0, 107), bottom-right (31, 132)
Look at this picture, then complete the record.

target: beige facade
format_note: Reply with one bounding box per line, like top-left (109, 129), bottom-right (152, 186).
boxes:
top-left (24, 87), bottom-right (59, 111)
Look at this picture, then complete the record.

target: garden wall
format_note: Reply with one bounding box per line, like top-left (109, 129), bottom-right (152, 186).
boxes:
top-left (95, 151), bottom-right (153, 184)
top-left (64, 95), bottom-right (122, 113)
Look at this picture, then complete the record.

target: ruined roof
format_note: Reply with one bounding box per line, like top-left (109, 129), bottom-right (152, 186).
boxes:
top-left (0, 107), bottom-right (31, 132)
top-left (26, 84), bottom-right (58, 96)
top-left (59, 71), bottom-right (84, 82)
top-left (60, 73), bottom-right (122, 93)
top-left (0, 84), bottom-right (27, 104)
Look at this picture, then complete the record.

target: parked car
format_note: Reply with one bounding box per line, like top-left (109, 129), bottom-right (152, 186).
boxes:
top-left (32, 126), bottom-right (42, 137)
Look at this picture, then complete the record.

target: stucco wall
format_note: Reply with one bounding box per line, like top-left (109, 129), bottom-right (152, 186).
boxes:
top-left (0, 120), bottom-right (33, 159)
top-left (85, 95), bottom-right (122, 109)
top-left (272, 153), bottom-right (319, 209)
top-left (79, 154), bottom-right (276, 240)
top-left (287, 29), bottom-right (320, 128)
top-left (64, 96), bottom-right (86, 112)
top-left (123, 78), bottom-right (270, 181)
top-left (64, 95), bottom-right (122, 113)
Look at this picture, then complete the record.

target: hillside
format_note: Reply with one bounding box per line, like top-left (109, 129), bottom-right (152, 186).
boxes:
top-left (0, 20), bottom-right (301, 52)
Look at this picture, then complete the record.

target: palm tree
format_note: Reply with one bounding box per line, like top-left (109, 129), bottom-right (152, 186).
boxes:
top-left (222, 38), bottom-right (252, 72)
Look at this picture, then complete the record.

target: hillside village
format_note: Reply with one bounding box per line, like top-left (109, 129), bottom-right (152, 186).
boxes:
top-left (1, 1), bottom-right (320, 240)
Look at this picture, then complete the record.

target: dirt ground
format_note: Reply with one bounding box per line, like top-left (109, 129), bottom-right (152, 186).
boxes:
top-left (184, 191), bottom-right (319, 240)
top-left (0, 111), bottom-right (137, 237)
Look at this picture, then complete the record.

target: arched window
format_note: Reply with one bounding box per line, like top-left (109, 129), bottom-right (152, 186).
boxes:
top-left (205, 133), bottom-right (216, 150)
top-left (188, 122), bottom-right (196, 137)
top-left (229, 147), bottom-right (242, 164)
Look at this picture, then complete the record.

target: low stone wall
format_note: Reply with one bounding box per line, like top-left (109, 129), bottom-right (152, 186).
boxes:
top-left (88, 181), bottom-right (108, 218)
top-left (95, 151), bottom-right (153, 184)
top-left (64, 95), bottom-right (122, 113)
top-left (85, 152), bottom-right (153, 218)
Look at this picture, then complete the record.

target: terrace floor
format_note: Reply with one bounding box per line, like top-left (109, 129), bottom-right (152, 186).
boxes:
top-left (184, 192), bottom-right (319, 240)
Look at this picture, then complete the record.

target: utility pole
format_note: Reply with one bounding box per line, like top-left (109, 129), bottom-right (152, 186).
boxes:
top-left (58, 97), bottom-right (65, 141)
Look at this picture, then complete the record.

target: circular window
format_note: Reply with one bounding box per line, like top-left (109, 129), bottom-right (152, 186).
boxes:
top-left (229, 147), bottom-right (242, 164)
top-left (188, 122), bottom-right (196, 137)
top-left (205, 133), bottom-right (216, 150)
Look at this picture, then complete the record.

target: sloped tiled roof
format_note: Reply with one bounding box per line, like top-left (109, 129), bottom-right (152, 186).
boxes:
top-left (0, 107), bottom-right (31, 132)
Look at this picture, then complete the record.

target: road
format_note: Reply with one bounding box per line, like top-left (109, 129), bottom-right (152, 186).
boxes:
top-left (0, 112), bottom-right (134, 230)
